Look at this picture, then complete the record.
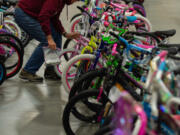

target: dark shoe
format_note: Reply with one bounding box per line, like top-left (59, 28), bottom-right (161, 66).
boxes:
top-left (44, 65), bottom-right (61, 80)
top-left (19, 69), bottom-right (43, 82)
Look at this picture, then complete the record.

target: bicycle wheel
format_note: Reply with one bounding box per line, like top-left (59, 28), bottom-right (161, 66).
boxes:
top-left (70, 13), bottom-right (82, 22)
top-left (62, 54), bottom-right (101, 93)
top-left (63, 89), bottom-right (108, 135)
top-left (0, 40), bottom-right (23, 78)
top-left (63, 39), bottom-right (81, 61)
top-left (3, 12), bottom-right (30, 47)
top-left (4, 19), bottom-right (22, 39)
top-left (0, 34), bottom-right (24, 69)
top-left (69, 68), bottom-right (107, 100)
top-left (70, 13), bottom-right (83, 33)
top-left (63, 38), bottom-right (87, 61)
top-left (69, 67), bottom-right (143, 101)
top-left (0, 33), bottom-right (24, 54)
top-left (54, 48), bottom-right (79, 78)
top-left (0, 62), bottom-right (6, 85)
top-left (20, 28), bottom-right (31, 47)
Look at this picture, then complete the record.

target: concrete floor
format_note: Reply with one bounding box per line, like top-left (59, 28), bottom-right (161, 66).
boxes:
top-left (0, 0), bottom-right (180, 135)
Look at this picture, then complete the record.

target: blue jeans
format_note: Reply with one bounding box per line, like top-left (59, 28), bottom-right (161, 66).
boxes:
top-left (14, 8), bottom-right (62, 74)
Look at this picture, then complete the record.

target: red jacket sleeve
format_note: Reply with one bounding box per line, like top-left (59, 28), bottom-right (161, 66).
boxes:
top-left (38, 0), bottom-right (65, 36)
top-left (51, 13), bottom-right (65, 34)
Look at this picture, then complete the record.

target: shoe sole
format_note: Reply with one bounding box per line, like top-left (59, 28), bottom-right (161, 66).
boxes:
top-left (45, 78), bottom-right (61, 81)
top-left (19, 76), bottom-right (43, 82)
top-left (44, 75), bottom-right (61, 81)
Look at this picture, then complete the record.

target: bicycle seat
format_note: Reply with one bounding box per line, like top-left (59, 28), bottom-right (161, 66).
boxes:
top-left (154, 29), bottom-right (176, 37)
top-left (159, 43), bottom-right (180, 48)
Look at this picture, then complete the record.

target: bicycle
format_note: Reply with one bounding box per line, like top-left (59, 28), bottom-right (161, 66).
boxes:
top-left (61, 30), bottom-right (157, 92)
top-left (63, 47), bottom-right (180, 135)
top-left (0, 39), bottom-right (23, 78)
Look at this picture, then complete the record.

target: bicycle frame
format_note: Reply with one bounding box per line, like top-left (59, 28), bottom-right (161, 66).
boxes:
top-left (90, 42), bottom-right (146, 98)
top-left (117, 36), bottom-right (155, 64)
top-left (142, 51), bottom-right (180, 134)
top-left (76, 31), bottom-right (152, 91)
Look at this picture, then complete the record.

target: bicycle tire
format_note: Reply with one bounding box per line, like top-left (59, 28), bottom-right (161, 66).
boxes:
top-left (20, 28), bottom-right (31, 47)
top-left (54, 48), bottom-right (78, 78)
top-left (69, 68), bottom-right (107, 100)
top-left (0, 33), bottom-right (24, 52)
top-left (70, 13), bottom-right (82, 32)
top-left (63, 38), bottom-right (88, 61)
top-left (62, 54), bottom-right (96, 93)
top-left (0, 28), bottom-right (23, 52)
top-left (68, 69), bottom-right (108, 121)
top-left (70, 13), bottom-right (82, 22)
top-left (0, 40), bottom-right (23, 78)
top-left (71, 16), bottom-right (83, 33)
top-left (68, 70), bottom-right (143, 123)
top-left (70, 67), bottom-right (143, 101)
top-left (63, 39), bottom-right (77, 61)
top-left (3, 12), bottom-right (31, 47)
top-left (63, 39), bottom-right (74, 50)
top-left (4, 19), bottom-right (22, 39)
top-left (0, 62), bottom-right (6, 85)
top-left (63, 89), bottom-right (108, 135)
top-left (0, 34), bottom-right (24, 69)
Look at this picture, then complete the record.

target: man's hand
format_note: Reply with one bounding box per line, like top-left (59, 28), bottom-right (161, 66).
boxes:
top-left (65, 32), bottom-right (81, 39)
top-left (47, 35), bottom-right (56, 50)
